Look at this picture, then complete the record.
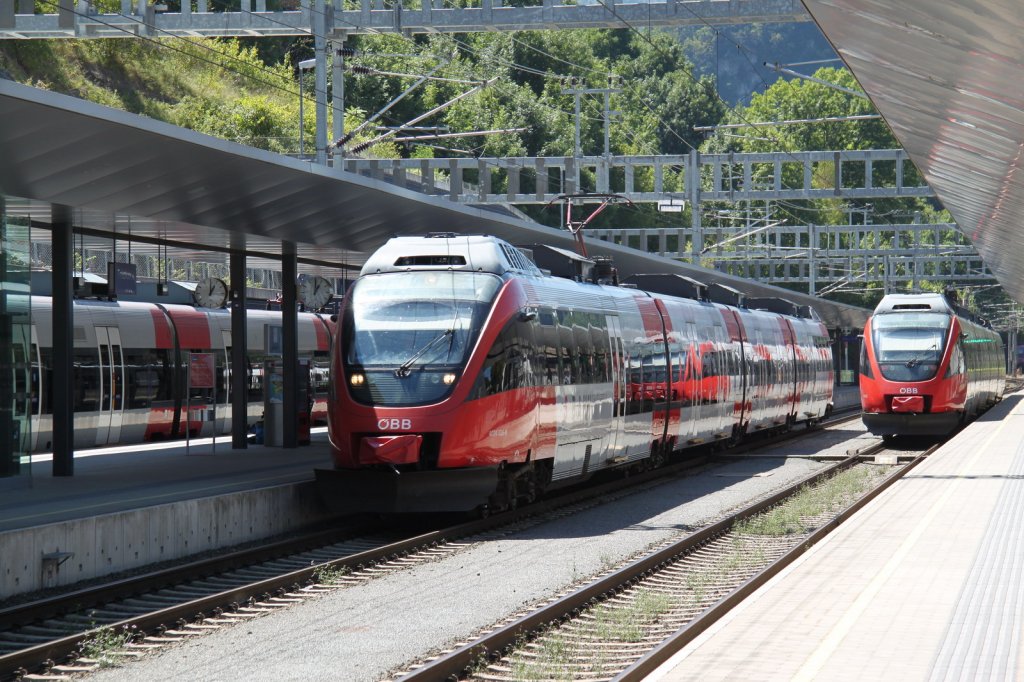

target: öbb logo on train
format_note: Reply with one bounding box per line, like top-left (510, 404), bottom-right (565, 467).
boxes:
top-left (378, 418), bottom-right (412, 430)
top-left (898, 387), bottom-right (919, 395)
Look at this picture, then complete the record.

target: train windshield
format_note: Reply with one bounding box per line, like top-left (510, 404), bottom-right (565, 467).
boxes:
top-left (871, 312), bottom-right (951, 381)
top-left (343, 271), bottom-right (502, 406)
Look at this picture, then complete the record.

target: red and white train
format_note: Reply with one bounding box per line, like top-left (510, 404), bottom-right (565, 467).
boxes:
top-left (859, 293), bottom-right (1003, 438)
top-left (18, 297), bottom-right (332, 453)
top-left (318, 234), bottom-right (835, 513)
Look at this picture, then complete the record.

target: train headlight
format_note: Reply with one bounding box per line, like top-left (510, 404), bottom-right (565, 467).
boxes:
top-left (350, 373), bottom-right (366, 386)
top-left (443, 373), bottom-right (457, 385)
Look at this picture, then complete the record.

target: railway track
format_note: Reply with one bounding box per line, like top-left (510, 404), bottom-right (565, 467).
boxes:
top-left (391, 438), bottom-right (936, 682)
top-left (0, 411), bottom-right (861, 682)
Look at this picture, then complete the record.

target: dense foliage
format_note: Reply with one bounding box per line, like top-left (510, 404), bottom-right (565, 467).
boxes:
top-left (0, 26), bottom-right (1002, 312)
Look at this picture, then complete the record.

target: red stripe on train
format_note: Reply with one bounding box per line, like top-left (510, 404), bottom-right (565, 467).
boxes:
top-left (166, 308), bottom-right (212, 349)
top-left (149, 308), bottom-right (174, 348)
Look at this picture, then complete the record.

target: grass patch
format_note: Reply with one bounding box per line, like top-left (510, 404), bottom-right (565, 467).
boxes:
top-left (312, 563), bottom-right (351, 585)
top-left (735, 466), bottom-right (881, 537)
top-left (78, 624), bottom-right (137, 668)
top-left (510, 634), bottom-right (578, 682)
top-left (594, 589), bottom-right (673, 643)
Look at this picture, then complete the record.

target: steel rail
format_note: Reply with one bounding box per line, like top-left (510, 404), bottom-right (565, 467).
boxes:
top-left (398, 447), bottom-right (882, 681)
top-left (0, 525), bottom-right (368, 632)
top-left (615, 442), bottom-right (935, 680)
top-left (0, 409), bottom-right (859, 680)
top-left (0, 449), bottom-right (712, 680)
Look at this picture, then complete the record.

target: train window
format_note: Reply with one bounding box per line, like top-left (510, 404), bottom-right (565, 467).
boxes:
top-left (311, 352), bottom-right (331, 397)
top-left (37, 347), bottom-right (53, 415)
top-left (124, 349), bottom-right (161, 409)
top-left (537, 313), bottom-right (560, 387)
top-left (557, 312), bottom-right (575, 385)
top-left (590, 316), bottom-right (611, 383)
top-left (473, 316), bottom-right (536, 398)
top-left (73, 349), bottom-right (101, 411)
top-left (478, 326), bottom-right (508, 397)
top-left (266, 325), bottom-right (283, 356)
top-left (248, 362), bottom-right (264, 402)
top-left (871, 313), bottom-right (950, 382)
top-left (701, 349), bottom-right (717, 378)
top-left (574, 321), bottom-right (594, 383)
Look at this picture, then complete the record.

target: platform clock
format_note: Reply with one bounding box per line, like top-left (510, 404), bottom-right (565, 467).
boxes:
top-left (298, 275), bottom-right (334, 310)
top-left (194, 276), bottom-right (228, 308)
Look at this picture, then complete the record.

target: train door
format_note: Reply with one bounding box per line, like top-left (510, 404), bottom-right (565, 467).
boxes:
top-left (29, 325), bottom-right (41, 453)
top-left (95, 326), bottom-right (126, 445)
top-left (606, 315), bottom-right (624, 460)
top-left (8, 321), bottom-right (35, 457)
top-left (685, 321), bottom-right (700, 426)
top-left (220, 329), bottom-right (232, 434)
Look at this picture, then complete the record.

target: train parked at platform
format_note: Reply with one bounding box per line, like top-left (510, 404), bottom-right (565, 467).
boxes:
top-left (859, 293), bottom-right (1003, 439)
top-left (317, 234), bottom-right (835, 514)
top-left (20, 297), bottom-right (333, 452)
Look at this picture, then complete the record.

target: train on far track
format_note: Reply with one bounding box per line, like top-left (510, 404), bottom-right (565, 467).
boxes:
top-left (859, 293), bottom-right (1004, 439)
top-left (18, 297), bottom-right (333, 453)
top-left (317, 233), bottom-right (835, 514)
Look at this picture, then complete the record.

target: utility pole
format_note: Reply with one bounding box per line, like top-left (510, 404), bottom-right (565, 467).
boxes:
top-left (561, 79), bottom-right (621, 189)
top-left (313, 0), bottom-right (327, 164)
top-left (332, 38), bottom-right (349, 164)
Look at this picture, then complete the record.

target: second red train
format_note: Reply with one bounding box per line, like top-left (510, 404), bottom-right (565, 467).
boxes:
top-left (859, 293), bottom-right (1003, 439)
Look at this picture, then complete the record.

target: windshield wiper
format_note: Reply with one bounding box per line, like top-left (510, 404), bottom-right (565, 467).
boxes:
top-left (905, 343), bottom-right (937, 368)
top-left (395, 329), bottom-right (454, 378)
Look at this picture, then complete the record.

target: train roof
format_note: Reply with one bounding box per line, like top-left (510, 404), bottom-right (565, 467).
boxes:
top-left (873, 293), bottom-right (954, 315)
top-left (873, 293), bottom-right (993, 329)
top-left (359, 234), bottom-right (542, 278)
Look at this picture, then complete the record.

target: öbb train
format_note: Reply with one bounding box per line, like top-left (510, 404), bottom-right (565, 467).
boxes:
top-left (317, 234), bottom-right (834, 513)
top-left (859, 293), bottom-right (1003, 438)
top-left (20, 297), bottom-right (332, 453)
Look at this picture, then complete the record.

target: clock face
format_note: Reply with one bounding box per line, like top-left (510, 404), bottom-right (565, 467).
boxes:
top-left (299, 275), bottom-right (334, 310)
top-left (194, 277), bottom-right (228, 308)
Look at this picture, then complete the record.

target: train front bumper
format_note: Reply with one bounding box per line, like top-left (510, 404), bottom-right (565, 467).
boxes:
top-left (862, 411), bottom-right (961, 436)
top-left (314, 466), bottom-right (500, 513)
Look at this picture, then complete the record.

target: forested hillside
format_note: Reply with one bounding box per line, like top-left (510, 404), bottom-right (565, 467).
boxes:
top-left (0, 30), bottom-right (725, 159)
top-left (3, 26), bottom-right (991, 310)
top-left (676, 23), bottom-right (837, 105)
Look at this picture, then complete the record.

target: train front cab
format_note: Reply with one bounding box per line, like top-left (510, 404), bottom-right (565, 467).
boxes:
top-left (859, 308), bottom-right (964, 436)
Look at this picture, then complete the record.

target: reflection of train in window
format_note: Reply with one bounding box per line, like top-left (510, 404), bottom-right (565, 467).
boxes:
top-left (319, 234), bottom-right (834, 514)
top-left (21, 297), bottom-right (333, 453)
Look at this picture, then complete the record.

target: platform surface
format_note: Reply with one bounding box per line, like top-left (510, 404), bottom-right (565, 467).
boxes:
top-left (0, 430), bottom-right (332, 534)
top-left (649, 391), bottom-right (1024, 681)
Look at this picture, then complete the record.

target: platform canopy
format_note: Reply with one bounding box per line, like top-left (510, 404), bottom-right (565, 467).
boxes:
top-left (0, 79), bottom-right (868, 328)
top-left (802, 0), bottom-right (1024, 305)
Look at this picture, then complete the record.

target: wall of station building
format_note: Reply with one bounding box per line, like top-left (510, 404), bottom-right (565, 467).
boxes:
top-left (0, 195), bottom-right (32, 478)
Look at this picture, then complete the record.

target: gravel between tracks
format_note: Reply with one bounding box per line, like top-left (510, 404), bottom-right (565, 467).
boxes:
top-left (87, 421), bottom-right (870, 682)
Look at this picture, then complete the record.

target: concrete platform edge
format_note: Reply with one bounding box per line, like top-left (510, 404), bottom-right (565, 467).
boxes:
top-left (0, 481), bottom-right (334, 600)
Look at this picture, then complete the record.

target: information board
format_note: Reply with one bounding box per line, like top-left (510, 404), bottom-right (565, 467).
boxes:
top-left (189, 353), bottom-right (216, 389)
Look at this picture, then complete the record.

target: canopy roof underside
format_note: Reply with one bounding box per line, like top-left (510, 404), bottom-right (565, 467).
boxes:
top-left (802, 0), bottom-right (1024, 303)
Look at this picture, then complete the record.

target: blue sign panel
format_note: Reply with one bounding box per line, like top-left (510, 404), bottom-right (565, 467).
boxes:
top-left (108, 262), bottom-right (137, 296)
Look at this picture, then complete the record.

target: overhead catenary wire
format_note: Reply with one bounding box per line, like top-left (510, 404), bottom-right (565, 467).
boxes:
top-left (48, 0), bottom-right (905, 263)
top-left (349, 77), bottom-right (500, 154)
